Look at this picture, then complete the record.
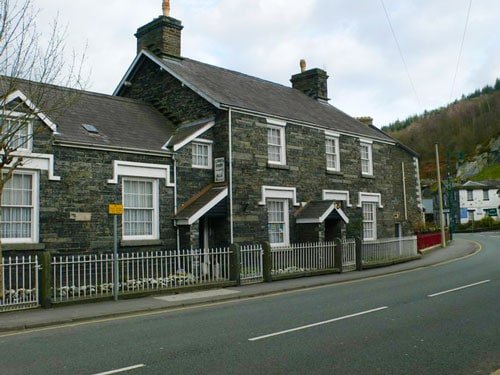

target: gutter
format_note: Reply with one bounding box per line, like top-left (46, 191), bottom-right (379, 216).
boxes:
top-left (220, 104), bottom-right (396, 145)
top-left (228, 107), bottom-right (234, 244)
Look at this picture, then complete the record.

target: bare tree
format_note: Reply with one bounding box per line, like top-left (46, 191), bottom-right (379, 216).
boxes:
top-left (0, 0), bottom-right (87, 293)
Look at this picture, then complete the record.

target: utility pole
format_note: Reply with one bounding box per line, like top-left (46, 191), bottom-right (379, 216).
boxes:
top-left (446, 148), bottom-right (454, 241)
top-left (435, 144), bottom-right (446, 247)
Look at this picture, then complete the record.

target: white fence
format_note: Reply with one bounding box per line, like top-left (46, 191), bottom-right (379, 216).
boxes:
top-left (52, 247), bottom-right (231, 303)
top-left (1, 256), bottom-right (39, 311)
top-left (341, 239), bottom-right (356, 271)
top-left (271, 241), bottom-right (335, 276)
top-left (362, 236), bottom-right (418, 264)
top-left (240, 244), bottom-right (263, 284)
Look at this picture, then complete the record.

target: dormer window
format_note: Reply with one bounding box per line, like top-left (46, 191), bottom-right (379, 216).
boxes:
top-left (1, 116), bottom-right (32, 151)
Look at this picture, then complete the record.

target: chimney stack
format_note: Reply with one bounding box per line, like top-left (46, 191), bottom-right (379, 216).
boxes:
top-left (135, 0), bottom-right (183, 57)
top-left (356, 116), bottom-right (374, 126)
top-left (290, 60), bottom-right (329, 103)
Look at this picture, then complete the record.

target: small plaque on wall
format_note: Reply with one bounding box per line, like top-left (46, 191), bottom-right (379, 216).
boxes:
top-left (214, 157), bottom-right (225, 183)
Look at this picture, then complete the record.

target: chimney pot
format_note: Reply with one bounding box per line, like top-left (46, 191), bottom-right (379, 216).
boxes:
top-left (300, 59), bottom-right (306, 73)
top-left (162, 0), bottom-right (170, 17)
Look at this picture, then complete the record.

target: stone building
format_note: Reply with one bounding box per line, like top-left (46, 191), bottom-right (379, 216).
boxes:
top-left (0, 4), bottom-right (422, 255)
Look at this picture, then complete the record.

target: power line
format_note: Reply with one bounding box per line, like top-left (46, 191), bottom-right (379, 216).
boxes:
top-left (380, 0), bottom-right (421, 108)
top-left (449, 0), bottom-right (473, 102)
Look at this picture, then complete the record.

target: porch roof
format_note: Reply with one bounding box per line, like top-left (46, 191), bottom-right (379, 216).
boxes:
top-left (295, 201), bottom-right (349, 224)
top-left (164, 117), bottom-right (216, 151)
top-left (175, 184), bottom-right (228, 225)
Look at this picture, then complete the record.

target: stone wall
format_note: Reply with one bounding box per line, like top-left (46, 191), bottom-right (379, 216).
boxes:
top-left (228, 111), bottom-right (421, 244)
top-left (3, 123), bottom-right (177, 255)
top-left (120, 58), bottom-right (216, 125)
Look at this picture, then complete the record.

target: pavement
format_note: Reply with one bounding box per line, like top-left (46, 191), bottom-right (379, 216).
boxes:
top-left (0, 238), bottom-right (480, 333)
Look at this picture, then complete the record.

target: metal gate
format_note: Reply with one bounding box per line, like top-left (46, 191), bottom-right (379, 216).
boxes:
top-left (1, 255), bottom-right (39, 312)
top-left (240, 244), bottom-right (263, 284)
top-left (341, 239), bottom-right (356, 272)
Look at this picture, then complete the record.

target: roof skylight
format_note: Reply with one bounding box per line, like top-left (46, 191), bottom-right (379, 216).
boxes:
top-left (82, 123), bottom-right (99, 134)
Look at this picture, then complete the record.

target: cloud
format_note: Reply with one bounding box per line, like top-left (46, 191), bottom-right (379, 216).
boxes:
top-left (32, 0), bottom-right (500, 127)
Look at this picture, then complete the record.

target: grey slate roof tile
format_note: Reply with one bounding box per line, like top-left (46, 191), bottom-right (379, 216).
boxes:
top-left (1, 77), bottom-right (174, 152)
top-left (155, 55), bottom-right (394, 142)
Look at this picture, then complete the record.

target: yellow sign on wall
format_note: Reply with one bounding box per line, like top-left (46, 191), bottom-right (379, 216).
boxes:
top-left (108, 204), bottom-right (124, 215)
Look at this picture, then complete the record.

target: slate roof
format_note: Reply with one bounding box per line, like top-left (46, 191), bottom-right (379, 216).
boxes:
top-left (1, 77), bottom-right (174, 152)
top-left (294, 200), bottom-right (349, 223)
top-left (295, 201), bottom-right (336, 222)
top-left (175, 184), bottom-right (228, 225)
top-left (164, 117), bottom-right (215, 151)
top-left (119, 51), bottom-right (395, 143)
top-left (459, 180), bottom-right (500, 190)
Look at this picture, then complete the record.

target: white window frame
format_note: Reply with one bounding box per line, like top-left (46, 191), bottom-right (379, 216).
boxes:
top-left (362, 202), bottom-right (377, 241)
top-left (1, 170), bottom-right (39, 243)
top-left (267, 125), bottom-right (286, 166)
top-left (191, 138), bottom-right (213, 169)
top-left (325, 133), bottom-right (340, 172)
top-left (360, 140), bottom-right (373, 176)
top-left (122, 178), bottom-right (159, 241)
top-left (267, 198), bottom-right (289, 246)
top-left (467, 190), bottom-right (473, 201)
top-left (482, 189), bottom-right (489, 201)
top-left (1, 113), bottom-right (34, 151)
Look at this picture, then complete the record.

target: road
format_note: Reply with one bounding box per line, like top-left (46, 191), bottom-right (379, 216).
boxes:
top-left (0, 232), bottom-right (499, 374)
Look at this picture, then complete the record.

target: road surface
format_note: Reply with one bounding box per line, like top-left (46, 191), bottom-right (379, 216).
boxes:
top-left (0, 232), bottom-right (498, 374)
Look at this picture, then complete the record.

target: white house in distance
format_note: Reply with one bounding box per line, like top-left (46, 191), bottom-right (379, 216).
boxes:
top-left (457, 180), bottom-right (500, 224)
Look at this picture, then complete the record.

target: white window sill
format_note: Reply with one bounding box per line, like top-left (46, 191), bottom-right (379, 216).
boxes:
top-left (192, 165), bottom-right (212, 170)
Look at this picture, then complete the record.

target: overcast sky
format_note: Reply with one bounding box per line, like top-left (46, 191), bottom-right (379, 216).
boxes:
top-left (34, 0), bottom-right (499, 127)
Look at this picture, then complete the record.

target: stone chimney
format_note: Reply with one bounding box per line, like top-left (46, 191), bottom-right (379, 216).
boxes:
top-left (356, 116), bottom-right (374, 126)
top-left (135, 0), bottom-right (183, 57)
top-left (290, 60), bottom-right (329, 103)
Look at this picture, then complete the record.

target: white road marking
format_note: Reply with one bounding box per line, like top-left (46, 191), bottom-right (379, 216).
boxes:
top-left (92, 364), bottom-right (145, 375)
top-left (248, 306), bottom-right (388, 341)
top-left (428, 280), bottom-right (491, 298)
top-left (154, 289), bottom-right (239, 302)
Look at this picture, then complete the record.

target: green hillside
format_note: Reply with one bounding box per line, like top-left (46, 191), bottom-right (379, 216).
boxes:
top-left (383, 79), bottom-right (500, 179)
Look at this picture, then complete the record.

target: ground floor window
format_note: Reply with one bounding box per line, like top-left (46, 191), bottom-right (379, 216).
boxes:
top-left (362, 202), bottom-right (376, 240)
top-left (122, 178), bottom-right (159, 240)
top-left (1, 171), bottom-right (38, 242)
top-left (267, 198), bottom-right (289, 246)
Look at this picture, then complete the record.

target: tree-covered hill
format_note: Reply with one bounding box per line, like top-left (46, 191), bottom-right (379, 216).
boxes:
top-left (382, 78), bottom-right (500, 179)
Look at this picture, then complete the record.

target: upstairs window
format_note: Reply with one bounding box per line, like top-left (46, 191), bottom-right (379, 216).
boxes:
top-left (326, 136), bottom-right (340, 172)
top-left (122, 178), bottom-right (159, 240)
top-left (1, 116), bottom-right (32, 151)
top-left (467, 190), bottom-right (473, 201)
top-left (267, 126), bottom-right (286, 165)
top-left (1, 171), bottom-right (38, 243)
top-left (192, 140), bottom-right (212, 169)
top-left (360, 141), bottom-right (373, 176)
top-left (483, 189), bottom-right (489, 201)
